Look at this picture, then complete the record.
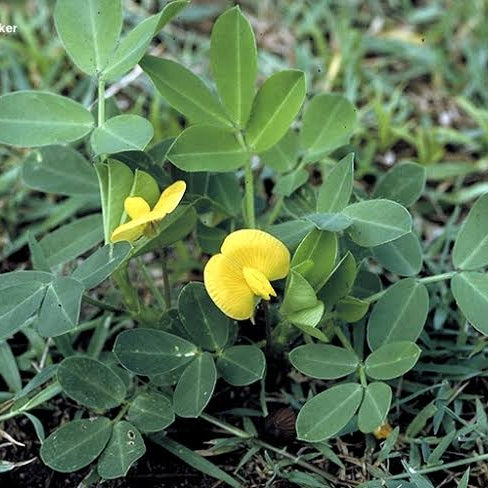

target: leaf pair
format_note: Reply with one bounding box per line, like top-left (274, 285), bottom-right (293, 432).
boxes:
top-left (292, 341), bottom-right (421, 440)
top-left (41, 417), bottom-right (146, 479)
top-left (114, 283), bottom-right (266, 418)
top-left (0, 241), bottom-right (131, 339)
top-left (142, 7), bottom-right (306, 172)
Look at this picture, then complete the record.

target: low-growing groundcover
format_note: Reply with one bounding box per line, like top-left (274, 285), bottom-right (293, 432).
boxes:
top-left (1, 1), bottom-right (488, 487)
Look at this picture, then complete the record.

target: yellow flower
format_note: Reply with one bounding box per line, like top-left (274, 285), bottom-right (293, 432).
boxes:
top-left (111, 180), bottom-right (186, 243)
top-left (204, 229), bottom-right (290, 320)
top-left (373, 422), bottom-right (393, 440)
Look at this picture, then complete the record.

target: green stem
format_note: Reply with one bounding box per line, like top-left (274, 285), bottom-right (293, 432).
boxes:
top-left (267, 196), bottom-right (284, 226)
top-left (112, 267), bottom-right (140, 314)
top-left (112, 402), bottom-right (130, 423)
top-left (200, 413), bottom-right (250, 439)
top-left (418, 271), bottom-right (457, 284)
top-left (244, 160), bottom-right (256, 228)
top-left (82, 294), bottom-right (124, 314)
top-left (263, 302), bottom-right (272, 355)
top-left (236, 131), bottom-right (255, 228)
top-left (161, 252), bottom-right (171, 309)
top-left (98, 79), bottom-right (105, 127)
top-left (0, 382), bottom-right (62, 422)
top-left (388, 452), bottom-right (488, 480)
top-left (200, 413), bottom-right (340, 485)
top-left (253, 439), bottom-right (340, 484)
top-left (358, 366), bottom-right (368, 388)
top-left (137, 258), bottom-right (166, 310)
top-left (334, 325), bottom-right (354, 352)
top-left (364, 271), bottom-right (457, 304)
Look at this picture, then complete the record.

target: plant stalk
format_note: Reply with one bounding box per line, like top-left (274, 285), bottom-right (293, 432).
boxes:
top-left (98, 79), bottom-right (105, 127)
top-left (364, 271), bottom-right (457, 304)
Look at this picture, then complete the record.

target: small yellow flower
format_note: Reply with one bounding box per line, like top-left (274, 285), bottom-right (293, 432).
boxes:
top-left (373, 422), bottom-right (393, 440)
top-left (204, 229), bottom-right (290, 320)
top-left (111, 180), bottom-right (186, 243)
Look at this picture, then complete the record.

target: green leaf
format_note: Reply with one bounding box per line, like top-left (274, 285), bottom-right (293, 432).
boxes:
top-left (173, 353), bottom-right (217, 418)
top-left (115, 149), bottom-right (170, 188)
top-left (72, 242), bottom-right (131, 289)
top-left (39, 214), bottom-right (104, 267)
top-left (336, 296), bottom-right (369, 323)
top-left (353, 268), bottom-right (382, 299)
top-left (155, 0), bottom-right (189, 31)
top-left (28, 232), bottom-right (51, 272)
top-left (216, 345), bottom-right (265, 386)
top-left (268, 220), bottom-right (314, 251)
top-left (274, 168), bottom-right (309, 197)
top-left (168, 125), bottom-right (248, 172)
top-left (291, 229), bottom-right (337, 290)
top-left (38, 277), bottom-right (84, 337)
top-left (22, 145), bottom-right (99, 196)
top-left (177, 282), bottom-right (230, 351)
top-left (127, 169), bottom-right (162, 211)
top-left (304, 213), bottom-right (353, 232)
top-left (372, 232), bottom-right (423, 276)
top-left (182, 172), bottom-right (242, 216)
top-left (318, 252), bottom-right (356, 310)
top-left (367, 278), bottom-right (429, 350)
top-left (210, 6), bottom-right (257, 126)
top-left (260, 129), bottom-right (299, 173)
top-left (317, 153), bottom-right (354, 213)
top-left (451, 271), bottom-right (488, 335)
top-left (127, 392), bottom-right (175, 433)
top-left (102, 15), bottom-right (159, 81)
top-left (153, 435), bottom-right (241, 488)
top-left (196, 222), bottom-right (226, 254)
top-left (97, 421), bottom-right (145, 479)
top-left (301, 94), bottom-right (357, 161)
top-left (41, 417), bottom-right (112, 472)
top-left (0, 341), bottom-right (21, 392)
top-left (0, 272), bottom-right (51, 340)
top-left (95, 159), bottom-right (134, 243)
top-left (140, 55), bottom-right (231, 127)
top-left (458, 468), bottom-right (470, 488)
top-left (246, 70), bottom-right (306, 152)
top-left (358, 382), bottom-right (392, 433)
top-left (342, 199), bottom-right (412, 247)
top-left (296, 383), bottom-right (363, 442)
top-left (373, 162), bottom-right (426, 207)
top-left (102, 0), bottom-right (189, 82)
top-left (287, 301), bottom-right (325, 328)
top-left (54, 0), bottom-right (122, 75)
top-left (365, 341), bottom-right (421, 380)
top-left (57, 356), bottom-right (127, 410)
top-left (0, 91), bottom-right (94, 147)
top-left (90, 115), bottom-right (154, 155)
top-left (452, 193), bottom-right (488, 270)
top-left (113, 329), bottom-right (198, 376)
top-left (289, 344), bottom-right (359, 379)
top-left (281, 270), bottom-right (319, 314)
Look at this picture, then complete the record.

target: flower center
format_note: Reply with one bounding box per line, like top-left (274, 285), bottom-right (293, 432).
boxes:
top-left (243, 267), bottom-right (277, 300)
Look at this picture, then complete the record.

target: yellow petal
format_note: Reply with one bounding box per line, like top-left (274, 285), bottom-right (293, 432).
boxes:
top-left (152, 180), bottom-right (186, 217)
top-left (221, 229), bottom-right (290, 281)
top-left (204, 253), bottom-right (255, 321)
top-left (124, 196), bottom-right (151, 220)
top-left (111, 217), bottom-right (148, 243)
top-left (243, 267), bottom-right (276, 300)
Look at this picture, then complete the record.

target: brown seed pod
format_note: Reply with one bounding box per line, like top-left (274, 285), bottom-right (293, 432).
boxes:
top-left (264, 407), bottom-right (296, 443)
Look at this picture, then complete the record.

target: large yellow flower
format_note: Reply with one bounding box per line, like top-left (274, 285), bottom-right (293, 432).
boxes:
top-left (111, 181), bottom-right (186, 243)
top-left (204, 229), bottom-right (290, 320)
